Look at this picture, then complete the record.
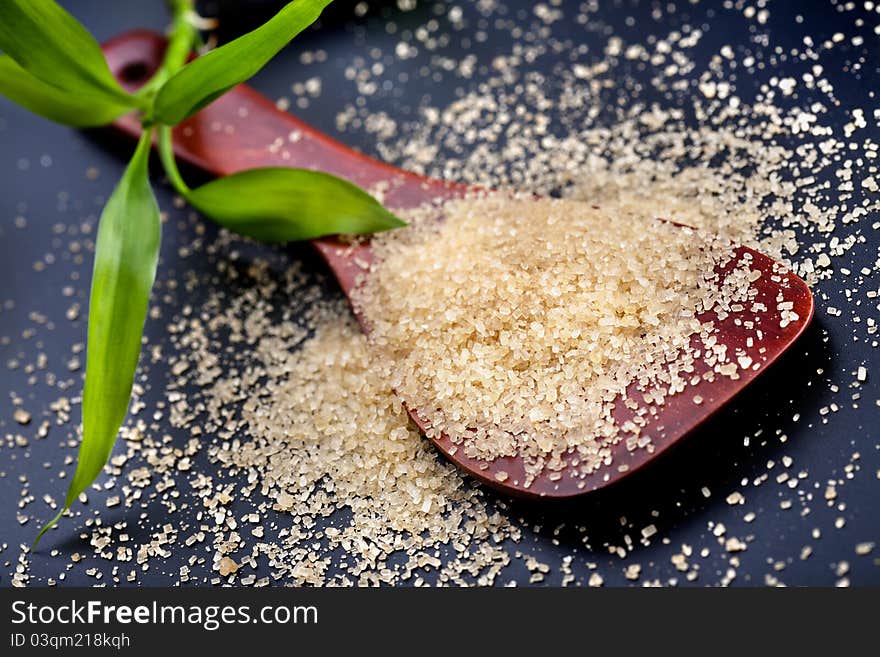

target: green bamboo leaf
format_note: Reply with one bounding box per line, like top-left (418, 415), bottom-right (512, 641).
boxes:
top-left (153, 0), bottom-right (333, 125)
top-left (0, 55), bottom-right (131, 128)
top-left (185, 167), bottom-right (406, 242)
top-left (0, 0), bottom-right (135, 106)
top-left (34, 131), bottom-right (161, 547)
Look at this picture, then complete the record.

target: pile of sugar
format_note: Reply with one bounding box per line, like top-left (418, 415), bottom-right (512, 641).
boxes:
top-left (356, 195), bottom-right (756, 484)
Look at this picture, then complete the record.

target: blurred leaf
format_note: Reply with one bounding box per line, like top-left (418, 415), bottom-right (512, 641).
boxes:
top-left (153, 0), bottom-right (332, 124)
top-left (0, 55), bottom-right (131, 127)
top-left (0, 0), bottom-right (135, 105)
top-left (186, 167), bottom-right (406, 242)
top-left (34, 131), bottom-right (161, 547)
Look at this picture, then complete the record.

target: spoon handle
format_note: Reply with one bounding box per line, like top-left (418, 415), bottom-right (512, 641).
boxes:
top-left (101, 30), bottom-right (474, 293)
top-left (101, 30), bottom-right (463, 208)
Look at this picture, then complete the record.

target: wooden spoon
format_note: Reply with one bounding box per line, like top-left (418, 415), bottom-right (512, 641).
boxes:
top-left (101, 31), bottom-right (814, 499)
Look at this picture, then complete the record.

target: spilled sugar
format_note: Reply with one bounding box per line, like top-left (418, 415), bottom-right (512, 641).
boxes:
top-left (182, 274), bottom-right (518, 585)
top-left (356, 195), bottom-right (758, 485)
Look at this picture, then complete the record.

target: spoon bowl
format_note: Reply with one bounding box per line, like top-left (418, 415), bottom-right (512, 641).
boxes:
top-left (102, 31), bottom-right (814, 498)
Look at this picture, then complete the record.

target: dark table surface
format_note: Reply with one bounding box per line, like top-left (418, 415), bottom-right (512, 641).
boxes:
top-left (1, 0), bottom-right (878, 586)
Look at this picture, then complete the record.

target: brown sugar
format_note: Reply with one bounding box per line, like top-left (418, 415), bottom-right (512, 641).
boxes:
top-left (356, 195), bottom-right (759, 484)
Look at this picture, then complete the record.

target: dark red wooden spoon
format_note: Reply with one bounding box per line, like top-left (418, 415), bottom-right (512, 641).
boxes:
top-left (101, 31), bottom-right (814, 499)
